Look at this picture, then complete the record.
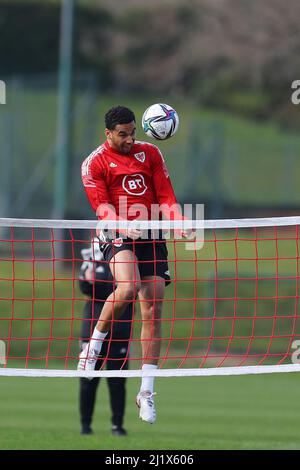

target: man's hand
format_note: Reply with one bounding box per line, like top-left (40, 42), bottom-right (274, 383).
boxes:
top-left (173, 227), bottom-right (195, 239)
top-left (181, 228), bottom-right (195, 239)
top-left (124, 220), bottom-right (143, 240)
top-left (125, 227), bottom-right (142, 240)
top-left (85, 267), bottom-right (94, 283)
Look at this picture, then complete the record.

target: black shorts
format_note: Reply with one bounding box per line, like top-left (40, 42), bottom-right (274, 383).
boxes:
top-left (99, 232), bottom-right (171, 286)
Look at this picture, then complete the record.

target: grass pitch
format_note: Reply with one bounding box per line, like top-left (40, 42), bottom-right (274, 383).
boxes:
top-left (1, 372), bottom-right (300, 450)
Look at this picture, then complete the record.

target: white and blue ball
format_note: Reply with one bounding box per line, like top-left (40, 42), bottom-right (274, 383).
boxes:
top-left (142, 103), bottom-right (179, 140)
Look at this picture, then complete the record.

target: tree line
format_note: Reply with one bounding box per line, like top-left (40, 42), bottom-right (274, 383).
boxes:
top-left (1, 0), bottom-right (300, 126)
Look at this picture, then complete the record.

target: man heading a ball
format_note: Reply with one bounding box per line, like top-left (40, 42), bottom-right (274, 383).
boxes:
top-left (78, 105), bottom-right (188, 424)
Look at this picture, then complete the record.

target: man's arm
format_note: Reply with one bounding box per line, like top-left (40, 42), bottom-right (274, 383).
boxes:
top-left (79, 262), bottom-right (114, 300)
top-left (151, 146), bottom-right (179, 213)
top-left (78, 263), bottom-right (94, 297)
top-left (81, 156), bottom-right (141, 239)
top-left (81, 156), bottom-right (111, 215)
top-left (151, 146), bottom-right (191, 238)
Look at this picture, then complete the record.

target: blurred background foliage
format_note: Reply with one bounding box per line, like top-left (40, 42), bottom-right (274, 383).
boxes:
top-left (1, 0), bottom-right (300, 123)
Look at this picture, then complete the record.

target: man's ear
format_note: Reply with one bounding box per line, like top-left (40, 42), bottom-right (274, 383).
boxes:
top-left (105, 128), bottom-right (111, 139)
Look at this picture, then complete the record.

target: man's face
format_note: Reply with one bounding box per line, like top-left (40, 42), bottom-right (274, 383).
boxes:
top-left (105, 121), bottom-right (136, 155)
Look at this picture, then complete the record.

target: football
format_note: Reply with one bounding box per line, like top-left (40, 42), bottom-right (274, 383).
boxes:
top-left (142, 103), bottom-right (179, 140)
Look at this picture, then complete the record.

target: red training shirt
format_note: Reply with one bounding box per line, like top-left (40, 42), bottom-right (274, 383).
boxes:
top-left (81, 140), bottom-right (182, 222)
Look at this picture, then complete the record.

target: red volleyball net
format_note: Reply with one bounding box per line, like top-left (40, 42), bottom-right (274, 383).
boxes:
top-left (0, 216), bottom-right (300, 377)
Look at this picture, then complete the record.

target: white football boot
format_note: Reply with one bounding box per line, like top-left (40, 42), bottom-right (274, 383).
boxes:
top-left (136, 391), bottom-right (157, 424)
top-left (77, 343), bottom-right (99, 372)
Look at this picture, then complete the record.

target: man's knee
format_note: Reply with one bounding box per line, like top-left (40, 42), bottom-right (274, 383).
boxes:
top-left (142, 301), bottom-right (163, 320)
top-left (117, 282), bottom-right (141, 300)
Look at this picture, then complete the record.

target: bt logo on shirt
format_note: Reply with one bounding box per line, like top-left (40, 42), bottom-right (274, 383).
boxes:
top-left (122, 174), bottom-right (148, 195)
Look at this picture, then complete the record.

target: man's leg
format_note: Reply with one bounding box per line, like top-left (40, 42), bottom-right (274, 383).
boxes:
top-left (107, 338), bottom-right (129, 436)
top-left (79, 342), bottom-right (101, 434)
top-left (107, 377), bottom-right (127, 435)
top-left (78, 250), bottom-right (141, 371)
top-left (79, 377), bottom-right (100, 434)
top-left (136, 276), bottom-right (165, 424)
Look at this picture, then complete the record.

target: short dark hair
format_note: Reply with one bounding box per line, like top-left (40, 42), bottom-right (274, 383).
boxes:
top-left (105, 106), bottom-right (136, 130)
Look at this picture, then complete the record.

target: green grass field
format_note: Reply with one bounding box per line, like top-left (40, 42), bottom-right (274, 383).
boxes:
top-left (1, 373), bottom-right (300, 450)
